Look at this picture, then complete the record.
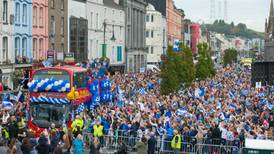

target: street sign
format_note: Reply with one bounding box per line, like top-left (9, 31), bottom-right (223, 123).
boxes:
top-left (47, 50), bottom-right (55, 61)
top-left (64, 53), bottom-right (75, 63)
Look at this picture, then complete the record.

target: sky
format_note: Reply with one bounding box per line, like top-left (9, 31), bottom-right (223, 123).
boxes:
top-left (174, 0), bottom-right (270, 32)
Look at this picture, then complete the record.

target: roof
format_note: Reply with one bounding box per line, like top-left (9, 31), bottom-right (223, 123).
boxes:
top-left (103, 0), bottom-right (123, 10)
top-left (33, 66), bottom-right (87, 73)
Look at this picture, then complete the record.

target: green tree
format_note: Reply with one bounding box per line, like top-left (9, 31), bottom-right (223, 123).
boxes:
top-left (160, 45), bottom-right (196, 95)
top-left (196, 43), bottom-right (216, 80)
top-left (160, 46), bottom-right (181, 95)
top-left (223, 48), bottom-right (237, 66)
top-left (178, 44), bottom-right (196, 87)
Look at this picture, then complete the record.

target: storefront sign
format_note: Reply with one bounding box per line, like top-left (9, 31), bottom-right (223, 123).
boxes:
top-left (64, 53), bottom-right (75, 63)
top-left (47, 50), bottom-right (55, 61)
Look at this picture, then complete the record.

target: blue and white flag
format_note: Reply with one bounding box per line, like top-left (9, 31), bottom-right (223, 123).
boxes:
top-left (2, 101), bottom-right (13, 109)
top-left (176, 107), bottom-right (187, 116)
top-left (139, 88), bottom-right (146, 95)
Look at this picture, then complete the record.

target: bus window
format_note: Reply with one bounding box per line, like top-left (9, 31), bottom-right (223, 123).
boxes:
top-left (73, 72), bottom-right (86, 89)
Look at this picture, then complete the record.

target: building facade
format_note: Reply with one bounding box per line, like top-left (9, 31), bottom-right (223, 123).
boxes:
top-left (121, 0), bottom-right (147, 72)
top-left (86, 0), bottom-right (125, 71)
top-left (265, 0), bottom-right (274, 61)
top-left (13, 0), bottom-right (33, 63)
top-left (166, 0), bottom-right (182, 45)
top-left (32, 0), bottom-right (48, 61)
top-left (146, 4), bottom-right (167, 66)
top-left (48, 0), bottom-right (68, 60)
top-left (68, 0), bottom-right (88, 62)
top-left (183, 19), bottom-right (191, 48)
top-left (190, 23), bottom-right (201, 55)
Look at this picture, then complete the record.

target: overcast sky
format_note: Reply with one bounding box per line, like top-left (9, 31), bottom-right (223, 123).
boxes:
top-left (174, 0), bottom-right (270, 32)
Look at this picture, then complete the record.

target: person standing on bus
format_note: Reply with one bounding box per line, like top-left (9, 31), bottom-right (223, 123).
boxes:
top-left (71, 115), bottom-right (84, 137)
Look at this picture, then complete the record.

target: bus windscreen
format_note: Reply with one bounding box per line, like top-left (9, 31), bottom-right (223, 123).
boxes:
top-left (33, 69), bottom-right (70, 81)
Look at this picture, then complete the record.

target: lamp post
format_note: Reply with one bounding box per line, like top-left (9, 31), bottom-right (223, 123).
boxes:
top-left (102, 20), bottom-right (116, 58)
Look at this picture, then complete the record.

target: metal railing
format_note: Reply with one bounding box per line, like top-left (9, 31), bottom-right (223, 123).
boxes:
top-left (82, 132), bottom-right (244, 154)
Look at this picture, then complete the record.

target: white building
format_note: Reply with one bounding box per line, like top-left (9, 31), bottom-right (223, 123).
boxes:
top-left (146, 4), bottom-right (167, 66)
top-left (0, 0), bottom-right (15, 89)
top-left (87, 0), bottom-right (125, 72)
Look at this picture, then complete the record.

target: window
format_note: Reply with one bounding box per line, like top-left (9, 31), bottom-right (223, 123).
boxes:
top-left (146, 31), bottom-right (149, 38)
top-left (117, 46), bottom-right (122, 62)
top-left (96, 13), bottom-right (99, 29)
top-left (2, 37), bottom-right (8, 61)
top-left (39, 7), bottom-right (43, 26)
top-left (22, 38), bottom-right (27, 57)
top-left (90, 12), bottom-right (93, 29)
top-left (23, 4), bottom-right (27, 24)
top-left (50, 16), bottom-right (55, 34)
top-left (61, 43), bottom-right (64, 52)
top-left (15, 37), bottom-right (20, 57)
top-left (39, 39), bottom-right (43, 58)
top-left (151, 15), bottom-right (154, 22)
top-left (61, 17), bottom-right (64, 35)
top-left (104, 8), bottom-right (107, 16)
top-left (51, 0), bottom-right (55, 9)
top-left (61, 0), bottom-right (64, 10)
top-left (3, 0), bottom-right (8, 23)
top-left (151, 47), bottom-right (154, 54)
top-left (15, 3), bottom-right (20, 23)
top-left (51, 43), bottom-right (55, 50)
top-left (146, 15), bottom-right (149, 22)
top-left (33, 6), bottom-right (37, 26)
top-left (33, 39), bottom-right (37, 59)
top-left (151, 30), bottom-right (154, 38)
top-left (73, 72), bottom-right (86, 89)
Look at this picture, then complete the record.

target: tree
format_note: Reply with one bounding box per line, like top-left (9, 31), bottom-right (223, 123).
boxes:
top-left (223, 48), bottom-right (237, 66)
top-left (179, 44), bottom-right (196, 87)
top-left (160, 46), bottom-right (181, 95)
top-left (160, 45), bottom-right (196, 95)
top-left (196, 43), bottom-right (216, 80)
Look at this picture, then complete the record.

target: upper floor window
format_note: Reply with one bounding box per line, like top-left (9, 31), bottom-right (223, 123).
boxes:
top-left (61, 0), bottom-right (64, 10)
top-left (33, 38), bottom-right (37, 59)
top-left (2, 37), bottom-right (8, 61)
top-left (15, 3), bottom-right (20, 23)
top-left (33, 6), bottom-right (37, 26)
top-left (15, 37), bottom-right (20, 57)
top-left (50, 16), bottom-right (55, 34)
top-left (146, 15), bottom-right (149, 22)
top-left (51, 0), bottom-right (55, 9)
top-left (61, 17), bottom-right (64, 35)
top-left (39, 7), bottom-right (43, 26)
top-left (22, 38), bottom-right (27, 57)
top-left (151, 15), bottom-right (154, 22)
top-left (39, 39), bottom-right (43, 58)
top-left (23, 4), bottom-right (27, 24)
top-left (3, 0), bottom-right (8, 23)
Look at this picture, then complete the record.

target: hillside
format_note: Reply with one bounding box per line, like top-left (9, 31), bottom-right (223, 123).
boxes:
top-left (202, 20), bottom-right (264, 39)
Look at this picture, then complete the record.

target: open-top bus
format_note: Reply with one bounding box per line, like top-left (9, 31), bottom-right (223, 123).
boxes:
top-left (27, 66), bottom-right (91, 134)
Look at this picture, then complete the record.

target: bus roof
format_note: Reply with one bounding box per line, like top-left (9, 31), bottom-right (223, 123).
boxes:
top-left (33, 66), bottom-right (87, 74)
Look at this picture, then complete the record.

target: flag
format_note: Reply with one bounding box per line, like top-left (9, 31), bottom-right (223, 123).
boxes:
top-left (176, 107), bottom-right (187, 116)
top-left (2, 101), bottom-right (13, 109)
top-left (139, 88), bottom-right (146, 95)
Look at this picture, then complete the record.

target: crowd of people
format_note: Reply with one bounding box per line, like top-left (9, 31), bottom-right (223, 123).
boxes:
top-left (0, 64), bottom-right (273, 154)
